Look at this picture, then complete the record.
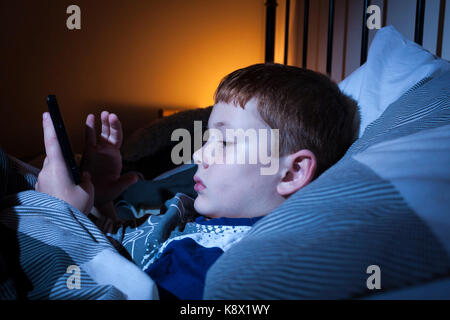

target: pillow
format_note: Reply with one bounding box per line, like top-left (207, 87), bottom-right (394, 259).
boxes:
top-left (204, 71), bottom-right (450, 299)
top-left (339, 26), bottom-right (450, 138)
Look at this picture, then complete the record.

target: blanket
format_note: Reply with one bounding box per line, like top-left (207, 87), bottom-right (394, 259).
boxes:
top-left (0, 149), bottom-right (158, 300)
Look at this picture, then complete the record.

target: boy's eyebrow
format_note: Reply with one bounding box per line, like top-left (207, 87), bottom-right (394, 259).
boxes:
top-left (208, 121), bottom-right (229, 129)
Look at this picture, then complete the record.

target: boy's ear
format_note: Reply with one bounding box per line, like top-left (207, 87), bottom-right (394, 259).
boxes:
top-left (276, 149), bottom-right (317, 197)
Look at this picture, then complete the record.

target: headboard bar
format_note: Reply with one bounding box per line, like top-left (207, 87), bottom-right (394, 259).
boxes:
top-left (360, 0), bottom-right (370, 65)
top-left (436, 0), bottom-right (446, 57)
top-left (414, 0), bottom-right (426, 45)
top-left (302, 0), bottom-right (310, 68)
top-left (284, 0), bottom-right (291, 65)
top-left (326, 0), bottom-right (335, 75)
top-left (265, 0), bottom-right (277, 63)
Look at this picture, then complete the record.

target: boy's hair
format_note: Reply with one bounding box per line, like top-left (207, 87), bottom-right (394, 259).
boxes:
top-left (214, 63), bottom-right (359, 179)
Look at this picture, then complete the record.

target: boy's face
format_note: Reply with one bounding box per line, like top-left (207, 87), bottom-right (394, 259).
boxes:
top-left (192, 98), bottom-right (286, 219)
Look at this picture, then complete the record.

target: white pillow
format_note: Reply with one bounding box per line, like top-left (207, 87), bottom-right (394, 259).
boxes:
top-left (339, 26), bottom-right (450, 138)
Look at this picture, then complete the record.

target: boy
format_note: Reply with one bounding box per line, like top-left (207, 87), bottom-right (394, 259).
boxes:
top-left (36, 63), bottom-right (358, 299)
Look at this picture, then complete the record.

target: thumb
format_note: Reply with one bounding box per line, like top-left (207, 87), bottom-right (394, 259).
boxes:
top-left (42, 112), bottom-right (64, 163)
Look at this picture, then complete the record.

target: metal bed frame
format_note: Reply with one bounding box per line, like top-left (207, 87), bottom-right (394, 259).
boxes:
top-left (264, 0), bottom-right (447, 75)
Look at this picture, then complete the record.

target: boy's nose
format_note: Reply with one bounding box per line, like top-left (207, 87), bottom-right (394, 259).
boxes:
top-left (193, 145), bottom-right (209, 168)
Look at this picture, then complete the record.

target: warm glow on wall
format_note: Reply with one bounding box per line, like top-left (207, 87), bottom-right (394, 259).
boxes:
top-left (88, 0), bottom-right (267, 110)
top-left (1, 0), bottom-right (266, 159)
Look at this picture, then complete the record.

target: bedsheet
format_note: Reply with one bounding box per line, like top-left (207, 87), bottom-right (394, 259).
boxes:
top-left (0, 148), bottom-right (157, 299)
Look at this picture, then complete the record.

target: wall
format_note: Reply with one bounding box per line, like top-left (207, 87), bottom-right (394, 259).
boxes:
top-left (0, 0), bottom-right (266, 160)
top-left (2, 0), bottom-right (448, 161)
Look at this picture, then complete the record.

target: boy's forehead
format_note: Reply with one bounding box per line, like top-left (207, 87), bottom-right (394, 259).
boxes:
top-left (209, 99), bottom-right (268, 130)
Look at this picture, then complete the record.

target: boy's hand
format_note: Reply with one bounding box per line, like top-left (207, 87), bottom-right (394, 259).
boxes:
top-left (35, 112), bottom-right (94, 215)
top-left (81, 111), bottom-right (138, 208)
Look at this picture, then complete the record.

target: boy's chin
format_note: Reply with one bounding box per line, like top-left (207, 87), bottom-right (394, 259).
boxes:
top-left (194, 195), bottom-right (214, 216)
top-left (193, 195), bottom-right (205, 212)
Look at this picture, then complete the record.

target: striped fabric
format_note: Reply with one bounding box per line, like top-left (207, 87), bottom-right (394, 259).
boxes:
top-left (0, 150), bottom-right (156, 299)
top-left (203, 72), bottom-right (450, 299)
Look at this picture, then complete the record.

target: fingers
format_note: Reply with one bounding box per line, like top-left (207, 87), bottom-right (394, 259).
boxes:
top-left (100, 110), bottom-right (123, 147)
top-left (108, 113), bottom-right (123, 147)
top-left (85, 114), bottom-right (96, 147)
top-left (100, 111), bottom-right (110, 143)
top-left (42, 112), bottom-right (64, 163)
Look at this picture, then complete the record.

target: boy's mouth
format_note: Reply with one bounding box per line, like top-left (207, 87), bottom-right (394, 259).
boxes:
top-left (193, 175), bottom-right (206, 192)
